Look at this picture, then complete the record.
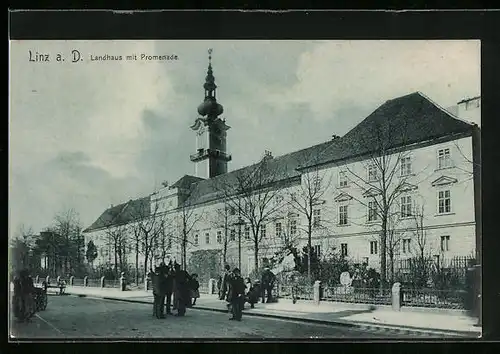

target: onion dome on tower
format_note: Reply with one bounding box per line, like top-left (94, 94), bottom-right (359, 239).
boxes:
top-left (197, 49), bottom-right (224, 118)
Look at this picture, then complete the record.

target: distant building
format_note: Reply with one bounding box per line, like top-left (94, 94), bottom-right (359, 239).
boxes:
top-left (84, 53), bottom-right (481, 278)
top-left (447, 96), bottom-right (481, 127)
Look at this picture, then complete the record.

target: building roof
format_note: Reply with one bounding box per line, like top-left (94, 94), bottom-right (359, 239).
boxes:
top-left (83, 197), bottom-right (150, 233)
top-left (170, 175), bottom-right (205, 190)
top-left (300, 92), bottom-right (475, 169)
top-left (182, 140), bottom-right (334, 206)
top-left (457, 95), bottom-right (481, 105)
top-left (85, 91), bottom-right (475, 231)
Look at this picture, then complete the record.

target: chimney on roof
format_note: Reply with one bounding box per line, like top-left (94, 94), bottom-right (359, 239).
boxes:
top-left (262, 150), bottom-right (273, 161)
top-left (110, 204), bottom-right (114, 208)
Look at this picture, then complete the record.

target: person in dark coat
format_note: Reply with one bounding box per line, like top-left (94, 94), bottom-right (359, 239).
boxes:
top-left (228, 268), bottom-right (246, 321)
top-left (173, 263), bottom-right (190, 316)
top-left (152, 266), bottom-right (165, 319)
top-left (261, 267), bottom-right (276, 303)
top-left (163, 261), bottom-right (174, 314)
top-left (189, 273), bottom-right (200, 306)
top-left (157, 262), bottom-right (170, 318)
top-left (17, 269), bottom-right (35, 321)
top-left (220, 265), bottom-right (231, 301)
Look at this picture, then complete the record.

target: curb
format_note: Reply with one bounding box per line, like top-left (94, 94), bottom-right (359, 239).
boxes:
top-left (65, 292), bottom-right (479, 338)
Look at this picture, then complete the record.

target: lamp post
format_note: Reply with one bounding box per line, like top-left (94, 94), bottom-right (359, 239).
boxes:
top-left (234, 217), bottom-right (244, 271)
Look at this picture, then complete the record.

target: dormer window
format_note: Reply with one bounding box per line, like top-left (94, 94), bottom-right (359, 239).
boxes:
top-left (339, 171), bottom-right (348, 188)
top-left (368, 164), bottom-right (378, 182)
top-left (437, 148), bottom-right (452, 169)
top-left (400, 156), bottom-right (412, 177)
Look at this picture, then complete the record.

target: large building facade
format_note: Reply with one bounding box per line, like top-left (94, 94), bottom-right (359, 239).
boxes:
top-left (83, 55), bottom-right (481, 278)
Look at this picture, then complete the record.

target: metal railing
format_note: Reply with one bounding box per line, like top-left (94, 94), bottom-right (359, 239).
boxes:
top-left (72, 278), bottom-right (85, 287)
top-left (321, 286), bottom-right (392, 305)
top-left (104, 279), bottom-right (121, 288)
top-left (277, 284), bottom-right (314, 301)
top-left (402, 287), bottom-right (467, 309)
top-left (86, 279), bottom-right (102, 288)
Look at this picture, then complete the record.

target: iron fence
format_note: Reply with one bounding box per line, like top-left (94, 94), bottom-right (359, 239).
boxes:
top-left (322, 286), bottom-right (392, 305)
top-left (104, 279), bottom-right (121, 288)
top-left (277, 283), bottom-right (314, 301)
top-left (72, 278), bottom-right (85, 287)
top-left (86, 279), bottom-right (102, 287)
top-left (402, 287), bottom-right (467, 309)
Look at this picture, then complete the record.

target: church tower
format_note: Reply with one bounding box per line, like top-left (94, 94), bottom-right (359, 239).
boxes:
top-left (190, 49), bottom-right (231, 179)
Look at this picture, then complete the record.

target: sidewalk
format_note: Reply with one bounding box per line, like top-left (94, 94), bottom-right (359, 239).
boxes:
top-left (62, 285), bottom-right (481, 337)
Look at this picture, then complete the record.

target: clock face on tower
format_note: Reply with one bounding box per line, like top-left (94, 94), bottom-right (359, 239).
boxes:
top-left (197, 126), bottom-right (206, 136)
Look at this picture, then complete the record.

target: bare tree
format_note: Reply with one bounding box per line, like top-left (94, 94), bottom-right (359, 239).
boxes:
top-left (339, 119), bottom-right (432, 287)
top-left (130, 223), bottom-right (142, 284)
top-left (131, 200), bottom-right (165, 277)
top-left (9, 224), bottom-right (36, 275)
top-left (206, 201), bottom-right (232, 267)
top-left (105, 225), bottom-right (128, 278)
top-left (213, 156), bottom-right (287, 273)
top-left (289, 153), bottom-right (333, 284)
top-left (53, 208), bottom-right (83, 275)
top-left (385, 211), bottom-right (404, 283)
top-left (176, 195), bottom-right (204, 270)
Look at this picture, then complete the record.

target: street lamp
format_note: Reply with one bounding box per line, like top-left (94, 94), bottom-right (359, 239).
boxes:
top-left (234, 217), bottom-right (245, 271)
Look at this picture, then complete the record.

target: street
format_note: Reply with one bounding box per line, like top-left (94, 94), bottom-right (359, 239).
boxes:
top-left (9, 294), bottom-right (413, 339)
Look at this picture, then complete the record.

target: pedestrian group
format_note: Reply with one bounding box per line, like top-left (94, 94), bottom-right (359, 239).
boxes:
top-left (218, 264), bottom-right (277, 321)
top-left (150, 261), bottom-right (200, 319)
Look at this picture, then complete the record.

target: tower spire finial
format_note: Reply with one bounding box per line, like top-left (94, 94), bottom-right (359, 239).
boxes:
top-left (204, 48), bottom-right (217, 99)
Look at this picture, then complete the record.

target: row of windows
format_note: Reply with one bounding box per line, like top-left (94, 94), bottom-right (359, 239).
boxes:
top-left (338, 147), bottom-right (453, 187)
top-left (340, 235), bottom-right (451, 258)
top-left (341, 190), bottom-right (452, 226)
top-left (193, 219), bottom-right (301, 246)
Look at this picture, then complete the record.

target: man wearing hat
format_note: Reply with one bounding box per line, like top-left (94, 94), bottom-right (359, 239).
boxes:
top-left (261, 266), bottom-right (276, 303)
top-left (151, 266), bottom-right (165, 319)
top-left (228, 268), bottom-right (246, 321)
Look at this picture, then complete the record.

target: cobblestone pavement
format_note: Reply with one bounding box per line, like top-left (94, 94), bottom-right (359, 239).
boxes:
top-left (9, 295), bottom-right (416, 339)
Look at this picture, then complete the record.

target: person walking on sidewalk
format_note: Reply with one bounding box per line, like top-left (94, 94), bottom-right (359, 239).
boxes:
top-left (228, 268), bottom-right (246, 321)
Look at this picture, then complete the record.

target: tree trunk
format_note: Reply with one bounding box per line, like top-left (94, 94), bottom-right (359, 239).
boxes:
top-left (254, 241), bottom-right (259, 275)
top-left (182, 236), bottom-right (187, 270)
top-left (307, 223), bottom-right (312, 285)
top-left (114, 241), bottom-right (118, 278)
top-left (144, 251), bottom-right (149, 279)
top-left (389, 250), bottom-right (394, 284)
top-left (135, 237), bottom-right (139, 285)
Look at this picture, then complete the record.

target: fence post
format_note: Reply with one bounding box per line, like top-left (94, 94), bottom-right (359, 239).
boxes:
top-left (208, 278), bottom-right (216, 294)
top-left (100, 276), bottom-right (105, 288)
top-left (35, 275), bottom-right (39, 284)
top-left (84, 276), bottom-right (88, 287)
top-left (391, 282), bottom-right (402, 311)
top-left (313, 280), bottom-right (322, 305)
top-left (46, 276), bottom-right (50, 285)
top-left (69, 276), bottom-right (74, 286)
top-left (120, 272), bottom-right (126, 291)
